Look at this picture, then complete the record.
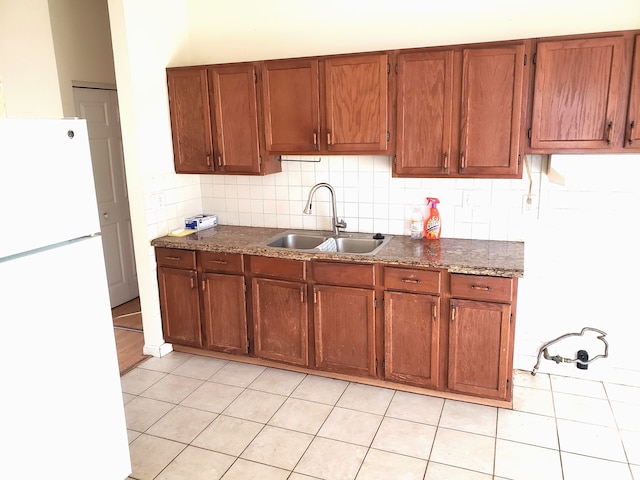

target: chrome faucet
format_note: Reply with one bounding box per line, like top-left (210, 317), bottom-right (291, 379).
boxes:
top-left (303, 182), bottom-right (347, 235)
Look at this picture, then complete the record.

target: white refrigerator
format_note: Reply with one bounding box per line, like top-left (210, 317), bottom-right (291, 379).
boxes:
top-left (0, 119), bottom-right (131, 478)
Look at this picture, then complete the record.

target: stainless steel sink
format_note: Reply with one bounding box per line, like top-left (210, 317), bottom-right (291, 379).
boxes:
top-left (263, 231), bottom-right (391, 255)
top-left (265, 233), bottom-right (328, 249)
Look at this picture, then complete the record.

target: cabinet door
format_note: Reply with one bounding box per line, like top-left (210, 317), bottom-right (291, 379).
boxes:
top-left (459, 45), bottom-right (525, 177)
top-left (157, 266), bottom-right (202, 347)
top-left (448, 299), bottom-right (511, 400)
top-left (202, 273), bottom-right (248, 354)
top-left (313, 285), bottom-right (376, 377)
top-left (252, 277), bottom-right (309, 366)
top-left (625, 35), bottom-right (640, 150)
top-left (324, 54), bottom-right (389, 152)
top-left (167, 67), bottom-right (214, 173)
top-left (395, 51), bottom-right (454, 176)
top-left (209, 64), bottom-right (262, 174)
top-left (531, 36), bottom-right (626, 149)
top-left (262, 59), bottom-right (320, 153)
top-left (384, 291), bottom-right (440, 388)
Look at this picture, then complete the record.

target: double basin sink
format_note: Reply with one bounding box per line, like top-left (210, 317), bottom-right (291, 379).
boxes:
top-left (264, 230), bottom-right (392, 256)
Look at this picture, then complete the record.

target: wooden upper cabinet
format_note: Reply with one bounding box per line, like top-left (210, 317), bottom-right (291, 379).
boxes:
top-left (395, 51), bottom-right (454, 176)
top-left (325, 54), bottom-right (389, 153)
top-left (530, 35), bottom-right (627, 150)
top-left (167, 67), bottom-right (214, 173)
top-left (459, 44), bottom-right (526, 177)
top-left (209, 64), bottom-right (262, 174)
top-left (625, 35), bottom-right (640, 150)
top-left (262, 59), bottom-right (320, 153)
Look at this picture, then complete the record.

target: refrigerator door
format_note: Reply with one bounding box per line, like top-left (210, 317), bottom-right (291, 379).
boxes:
top-left (0, 236), bottom-right (131, 479)
top-left (0, 119), bottom-right (101, 258)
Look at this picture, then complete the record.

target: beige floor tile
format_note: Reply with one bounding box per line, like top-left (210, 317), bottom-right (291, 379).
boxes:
top-left (294, 437), bottom-right (367, 479)
top-left (209, 361), bottom-right (266, 387)
top-left (127, 429), bottom-right (141, 444)
top-left (192, 415), bottom-right (263, 456)
top-left (497, 408), bottom-right (558, 449)
top-left (241, 425), bottom-right (313, 470)
top-left (620, 429), bottom-right (640, 464)
top-left (139, 373), bottom-right (204, 404)
top-left (171, 355), bottom-right (228, 380)
top-left (513, 385), bottom-right (555, 416)
top-left (557, 418), bottom-right (627, 462)
top-left (291, 374), bottom-right (349, 405)
top-left (268, 397), bottom-right (332, 434)
top-left (430, 428), bottom-right (495, 475)
top-left (222, 389), bottom-right (287, 423)
top-left (356, 448), bottom-right (427, 480)
top-left (439, 400), bottom-right (497, 436)
top-left (318, 407), bottom-right (383, 446)
top-left (424, 462), bottom-right (492, 480)
top-left (513, 369), bottom-right (551, 390)
top-left (385, 391), bottom-right (444, 426)
top-left (550, 375), bottom-right (607, 398)
top-left (336, 382), bottom-right (394, 415)
top-left (248, 367), bottom-right (306, 396)
top-left (155, 446), bottom-right (235, 480)
top-left (494, 439), bottom-right (562, 480)
top-left (122, 392), bottom-right (135, 404)
top-left (146, 405), bottom-right (216, 443)
top-left (611, 401), bottom-right (640, 431)
top-left (561, 452), bottom-right (634, 480)
top-left (181, 381), bottom-right (244, 413)
top-left (605, 383), bottom-right (640, 405)
top-left (124, 396), bottom-right (174, 432)
top-left (371, 417), bottom-right (436, 459)
top-left (128, 434), bottom-right (186, 480)
top-left (288, 474), bottom-right (319, 480)
top-left (137, 351), bottom-right (192, 373)
top-left (120, 367), bottom-right (166, 395)
top-left (221, 459), bottom-right (289, 480)
top-left (553, 392), bottom-right (616, 426)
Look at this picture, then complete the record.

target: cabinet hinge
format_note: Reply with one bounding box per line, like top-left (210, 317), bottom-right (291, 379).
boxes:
top-left (532, 53), bottom-right (537, 65)
top-left (253, 72), bottom-right (257, 83)
top-left (506, 378), bottom-right (511, 390)
top-left (395, 63), bottom-right (398, 74)
top-left (524, 54), bottom-right (527, 66)
top-left (517, 154), bottom-right (521, 165)
top-left (374, 298), bottom-right (378, 308)
top-left (243, 281), bottom-right (247, 293)
top-left (375, 358), bottom-right (379, 371)
top-left (386, 131), bottom-right (390, 141)
top-left (392, 155), bottom-right (397, 166)
top-left (387, 63), bottom-right (390, 74)
top-left (527, 128), bottom-right (532, 140)
top-left (510, 313), bottom-right (513, 323)
top-left (258, 155), bottom-right (263, 165)
top-left (248, 337), bottom-right (253, 352)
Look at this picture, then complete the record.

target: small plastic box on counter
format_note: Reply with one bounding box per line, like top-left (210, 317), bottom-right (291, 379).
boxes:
top-left (185, 214), bottom-right (217, 231)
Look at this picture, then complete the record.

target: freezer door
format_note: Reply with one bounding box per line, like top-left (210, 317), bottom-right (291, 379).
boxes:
top-left (0, 118), bottom-right (101, 258)
top-left (0, 236), bottom-right (131, 478)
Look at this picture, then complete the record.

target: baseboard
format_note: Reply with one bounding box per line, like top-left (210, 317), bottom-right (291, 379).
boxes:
top-left (143, 342), bottom-right (173, 357)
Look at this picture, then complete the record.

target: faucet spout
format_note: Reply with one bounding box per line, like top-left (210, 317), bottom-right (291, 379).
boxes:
top-left (303, 182), bottom-right (347, 235)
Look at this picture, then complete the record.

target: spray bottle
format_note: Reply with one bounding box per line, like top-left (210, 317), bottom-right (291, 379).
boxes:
top-left (424, 197), bottom-right (441, 239)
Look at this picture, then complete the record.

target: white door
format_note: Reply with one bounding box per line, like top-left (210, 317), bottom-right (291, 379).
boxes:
top-left (74, 87), bottom-right (138, 307)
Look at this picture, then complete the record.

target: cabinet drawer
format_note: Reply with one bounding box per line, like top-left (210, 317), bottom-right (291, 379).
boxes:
top-left (199, 251), bottom-right (244, 273)
top-left (249, 256), bottom-right (306, 281)
top-left (450, 274), bottom-right (513, 303)
top-left (312, 261), bottom-right (375, 288)
top-left (155, 247), bottom-right (196, 269)
top-left (384, 266), bottom-right (441, 294)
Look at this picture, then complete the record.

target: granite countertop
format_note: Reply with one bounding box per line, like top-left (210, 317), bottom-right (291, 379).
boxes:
top-left (151, 225), bottom-right (524, 277)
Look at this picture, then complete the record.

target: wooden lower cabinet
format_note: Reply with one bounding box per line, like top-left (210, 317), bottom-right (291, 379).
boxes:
top-left (252, 277), bottom-right (309, 366)
top-left (384, 291), bottom-right (440, 388)
top-left (157, 265), bottom-right (202, 348)
top-left (201, 272), bottom-right (247, 354)
top-left (313, 284), bottom-right (376, 377)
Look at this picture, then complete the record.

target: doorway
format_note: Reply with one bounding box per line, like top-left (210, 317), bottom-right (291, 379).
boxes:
top-left (73, 86), bottom-right (139, 308)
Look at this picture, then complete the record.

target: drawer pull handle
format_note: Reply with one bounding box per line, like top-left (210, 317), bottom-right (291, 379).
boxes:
top-left (300, 287), bottom-right (305, 304)
top-left (165, 256), bottom-right (181, 261)
top-left (471, 285), bottom-right (491, 291)
top-left (451, 305), bottom-right (456, 323)
top-left (401, 278), bottom-right (420, 284)
top-left (208, 259), bottom-right (228, 265)
top-left (313, 130), bottom-right (318, 146)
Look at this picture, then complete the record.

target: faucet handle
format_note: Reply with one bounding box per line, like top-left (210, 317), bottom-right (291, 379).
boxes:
top-left (335, 218), bottom-right (347, 231)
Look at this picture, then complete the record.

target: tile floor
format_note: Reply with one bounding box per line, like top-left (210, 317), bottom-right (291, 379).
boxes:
top-left (121, 352), bottom-right (640, 480)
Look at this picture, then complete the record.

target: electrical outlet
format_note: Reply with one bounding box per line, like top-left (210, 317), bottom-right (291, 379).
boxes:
top-left (463, 191), bottom-right (476, 208)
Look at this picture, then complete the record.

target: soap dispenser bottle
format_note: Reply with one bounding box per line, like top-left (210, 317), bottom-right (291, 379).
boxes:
top-left (410, 205), bottom-right (424, 239)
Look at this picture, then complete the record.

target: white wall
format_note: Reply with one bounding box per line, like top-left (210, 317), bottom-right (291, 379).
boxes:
top-left (0, 0), bottom-right (63, 117)
top-left (108, 0), bottom-right (640, 382)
